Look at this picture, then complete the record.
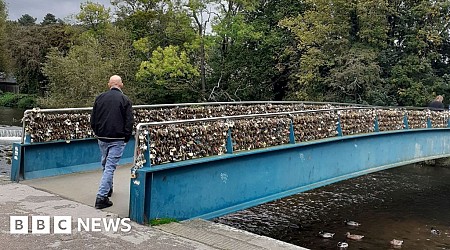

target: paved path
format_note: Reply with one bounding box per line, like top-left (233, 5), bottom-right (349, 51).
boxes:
top-left (0, 177), bottom-right (307, 250)
top-left (22, 164), bottom-right (132, 217)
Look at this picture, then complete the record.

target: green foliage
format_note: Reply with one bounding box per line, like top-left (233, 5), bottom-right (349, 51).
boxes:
top-left (137, 45), bottom-right (199, 85)
top-left (208, 0), bottom-right (304, 101)
top-left (391, 55), bottom-right (439, 106)
top-left (76, 1), bottom-right (111, 34)
top-left (5, 22), bottom-right (74, 94)
top-left (1, 0), bottom-right (450, 108)
top-left (149, 218), bottom-right (178, 226)
top-left (115, 2), bottom-right (196, 48)
top-left (0, 0), bottom-right (7, 73)
top-left (0, 93), bottom-right (36, 108)
top-left (42, 27), bottom-right (139, 107)
top-left (281, 0), bottom-right (450, 106)
top-left (41, 13), bottom-right (57, 25)
top-left (18, 14), bottom-right (37, 26)
top-left (17, 95), bottom-right (37, 108)
top-left (0, 93), bottom-right (19, 107)
top-left (114, 1), bottom-right (201, 103)
top-left (325, 46), bottom-right (383, 103)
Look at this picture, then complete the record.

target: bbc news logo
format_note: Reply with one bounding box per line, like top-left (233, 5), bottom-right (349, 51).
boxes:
top-left (10, 216), bottom-right (132, 234)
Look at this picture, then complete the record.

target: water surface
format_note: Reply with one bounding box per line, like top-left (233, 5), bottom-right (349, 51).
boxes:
top-left (0, 107), bottom-right (24, 126)
top-left (215, 163), bottom-right (450, 249)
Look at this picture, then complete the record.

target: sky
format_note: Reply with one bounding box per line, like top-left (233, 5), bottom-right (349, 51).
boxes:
top-left (4, 0), bottom-right (114, 22)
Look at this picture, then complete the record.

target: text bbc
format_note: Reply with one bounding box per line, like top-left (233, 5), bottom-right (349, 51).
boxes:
top-left (10, 216), bottom-right (132, 234)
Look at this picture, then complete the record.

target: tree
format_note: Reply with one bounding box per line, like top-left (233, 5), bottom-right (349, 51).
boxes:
top-left (279, 0), bottom-right (390, 104)
top-left (279, 0), bottom-right (450, 106)
top-left (0, 0), bottom-right (8, 73)
top-left (41, 13), bottom-right (57, 25)
top-left (113, 0), bottom-right (200, 103)
top-left (325, 46), bottom-right (383, 104)
top-left (18, 14), bottom-right (37, 26)
top-left (207, 0), bottom-right (304, 101)
top-left (183, 0), bottom-right (214, 100)
top-left (5, 22), bottom-right (74, 94)
top-left (42, 27), bottom-right (139, 107)
top-left (136, 45), bottom-right (199, 87)
top-left (76, 1), bottom-right (111, 34)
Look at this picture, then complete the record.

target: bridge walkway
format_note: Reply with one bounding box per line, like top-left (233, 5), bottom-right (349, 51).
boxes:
top-left (22, 163), bottom-right (132, 218)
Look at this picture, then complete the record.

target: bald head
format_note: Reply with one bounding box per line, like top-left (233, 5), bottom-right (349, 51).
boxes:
top-left (108, 75), bottom-right (123, 89)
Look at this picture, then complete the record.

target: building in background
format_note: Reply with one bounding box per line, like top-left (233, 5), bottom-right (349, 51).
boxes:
top-left (0, 72), bottom-right (19, 93)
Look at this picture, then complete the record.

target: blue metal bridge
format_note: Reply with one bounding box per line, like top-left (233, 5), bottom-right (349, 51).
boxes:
top-left (10, 102), bottom-right (450, 224)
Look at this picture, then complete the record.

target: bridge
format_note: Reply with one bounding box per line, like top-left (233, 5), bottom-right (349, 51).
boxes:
top-left (10, 102), bottom-right (450, 224)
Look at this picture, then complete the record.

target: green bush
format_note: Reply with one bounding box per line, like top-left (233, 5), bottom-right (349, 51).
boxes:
top-left (0, 93), bottom-right (37, 108)
top-left (0, 93), bottom-right (20, 107)
top-left (18, 95), bottom-right (37, 109)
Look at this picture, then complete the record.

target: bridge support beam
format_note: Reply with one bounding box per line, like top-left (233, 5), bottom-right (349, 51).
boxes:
top-left (129, 129), bottom-right (450, 223)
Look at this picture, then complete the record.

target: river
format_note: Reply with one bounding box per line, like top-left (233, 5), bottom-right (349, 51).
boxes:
top-left (214, 163), bottom-right (450, 249)
top-left (0, 107), bottom-right (24, 177)
top-left (0, 107), bottom-right (24, 127)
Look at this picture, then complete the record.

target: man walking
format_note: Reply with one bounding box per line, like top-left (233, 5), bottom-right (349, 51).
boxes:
top-left (90, 75), bottom-right (134, 209)
top-left (428, 95), bottom-right (444, 111)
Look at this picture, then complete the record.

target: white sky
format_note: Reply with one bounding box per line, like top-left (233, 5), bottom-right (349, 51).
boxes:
top-left (4, 0), bottom-right (114, 22)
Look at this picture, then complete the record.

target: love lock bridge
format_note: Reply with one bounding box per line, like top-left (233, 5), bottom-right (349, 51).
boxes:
top-left (11, 101), bottom-right (450, 224)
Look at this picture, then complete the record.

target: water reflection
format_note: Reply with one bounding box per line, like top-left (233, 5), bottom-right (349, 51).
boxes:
top-left (0, 107), bottom-right (23, 176)
top-left (0, 107), bottom-right (24, 126)
top-left (214, 163), bottom-right (450, 249)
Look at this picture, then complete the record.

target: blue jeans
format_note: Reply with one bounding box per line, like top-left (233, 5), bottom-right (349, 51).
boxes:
top-left (97, 140), bottom-right (126, 198)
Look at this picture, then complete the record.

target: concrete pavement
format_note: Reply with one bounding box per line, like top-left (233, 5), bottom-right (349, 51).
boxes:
top-left (21, 164), bottom-right (133, 217)
top-left (0, 176), bottom-right (307, 250)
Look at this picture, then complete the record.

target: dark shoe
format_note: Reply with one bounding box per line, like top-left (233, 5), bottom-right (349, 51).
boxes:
top-left (95, 197), bottom-right (113, 209)
top-left (108, 188), bottom-right (113, 197)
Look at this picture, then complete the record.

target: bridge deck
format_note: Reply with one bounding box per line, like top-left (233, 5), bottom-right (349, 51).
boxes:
top-left (22, 163), bottom-right (131, 217)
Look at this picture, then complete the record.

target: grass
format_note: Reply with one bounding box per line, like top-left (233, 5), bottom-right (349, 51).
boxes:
top-left (149, 218), bottom-right (179, 226)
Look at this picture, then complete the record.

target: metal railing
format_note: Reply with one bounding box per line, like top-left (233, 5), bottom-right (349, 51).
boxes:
top-left (132, 106), bottom-right (450, 176)
top-left (20, 101), bottom-right (372, 143)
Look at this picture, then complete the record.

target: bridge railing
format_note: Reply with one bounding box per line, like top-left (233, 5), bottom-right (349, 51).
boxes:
top-left (20, 101), bottom-right (368, 144)
top-left (13, 102), bottom-right (448, 182)
top-left (132, 107), bottom-right (450, 173)
top-left (129, 107), bottom-right (450, 223)
top-left (14, 101), bottom-right (372, 181)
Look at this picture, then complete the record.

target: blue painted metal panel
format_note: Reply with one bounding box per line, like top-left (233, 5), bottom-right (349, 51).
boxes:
top-left (10, 143), bottom-right (22, 182)
top-left (374, 116), bottom-right (379, 132)
top-left (129, 168), bottom-right (149, 224)
top-left (403, 114), bottom-right (409, 129)
top-left (289, 121), bottom-right (295, 144)
top-left (11, 138), bottom-right (135, 181)
top-left (131, 129), bottom-right (450, 221)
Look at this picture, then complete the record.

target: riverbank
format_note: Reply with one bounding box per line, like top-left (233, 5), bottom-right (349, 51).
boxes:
top-left (0, 181), bottom-right (305, 250)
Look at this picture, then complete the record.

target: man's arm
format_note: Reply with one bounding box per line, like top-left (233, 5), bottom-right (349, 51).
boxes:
top-left (123, 98), bottom-right (134, 143)
top-left (90, 99), bottom-right (98, 135)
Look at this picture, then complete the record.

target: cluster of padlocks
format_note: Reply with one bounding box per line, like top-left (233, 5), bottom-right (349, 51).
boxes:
top-left (22, 111), bottom-right (93, 142)
top-left (21, 104), bottom-right (449, 167)
top-left (339, 109), bottom-right (377, 135)
top-left (23, 104), bottom-right (346, 143)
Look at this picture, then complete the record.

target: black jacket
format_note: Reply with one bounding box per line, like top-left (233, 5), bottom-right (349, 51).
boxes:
top-left (90, 88), bottom-right (134, 142)
top-left (428, 101), bottom-right (444, 111)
